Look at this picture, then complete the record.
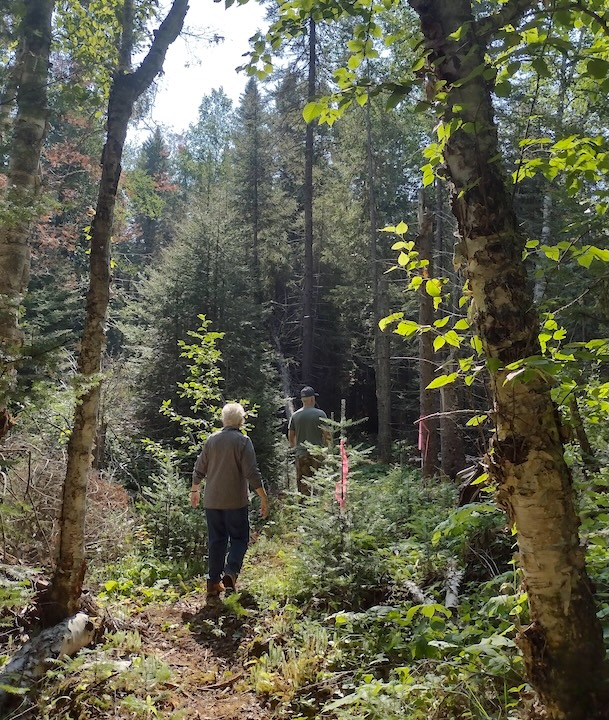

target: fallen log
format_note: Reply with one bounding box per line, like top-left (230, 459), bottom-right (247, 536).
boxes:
top-left (403, 580), bottom-right (433, 605)
top-left (444, 559), bottom-right (464, 615)
top-left (0, 612), bottom-right (96, 711)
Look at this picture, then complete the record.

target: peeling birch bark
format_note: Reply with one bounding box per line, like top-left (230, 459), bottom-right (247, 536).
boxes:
top-left (408, 1), bottom-right (609, 717)
top-left (0, 613), bottom-right (95, 711)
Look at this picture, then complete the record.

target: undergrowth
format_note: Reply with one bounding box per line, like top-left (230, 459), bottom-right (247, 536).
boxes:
top-left (1, 444), bottom-right (607, 720)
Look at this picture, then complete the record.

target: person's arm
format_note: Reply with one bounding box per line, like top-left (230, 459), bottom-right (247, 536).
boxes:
top-left (287, 414), bottom-right (297, 447)
top-left (255, 485), bottom-right (269, 519)
top-left (190, 446), bottom-right (207, 508)
top-left (241, 438), bottom-right (269, 518)
top-left (320, 412), bottom-right (332, 447)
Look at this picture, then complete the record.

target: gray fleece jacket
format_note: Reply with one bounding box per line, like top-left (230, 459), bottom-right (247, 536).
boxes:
top-left (192, 426), bottom-right (263, 509)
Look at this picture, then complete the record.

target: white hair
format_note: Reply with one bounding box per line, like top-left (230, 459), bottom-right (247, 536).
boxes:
top-left (221, 402), bottom-right (245, 428)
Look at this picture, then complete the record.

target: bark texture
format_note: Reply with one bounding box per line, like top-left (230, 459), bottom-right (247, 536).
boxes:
top-left (46, 0), bottom-right (189, 624)
top-left (409, 1), bottom-right (609, 717)
top-left (301, 16), bottom-right (316, 383)
top-left (434, 181), bottom-right (466, 478)
top-left (0, 613), bottom-right (95, 712)
top-left (0, 0), bottom-right (54, 427)
top-left (417, 190), bottom-right (439, 476)
top-left (367, 103), bottom-right (392, 463)
top-left (439, 357), bottom-right (465, 479)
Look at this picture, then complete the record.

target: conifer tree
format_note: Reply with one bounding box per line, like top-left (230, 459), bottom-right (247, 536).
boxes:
top-left (0, 0), bottom-right (54, 435)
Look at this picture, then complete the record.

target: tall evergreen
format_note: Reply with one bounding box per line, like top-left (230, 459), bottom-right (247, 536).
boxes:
top-left (231, 78), bottom-right (271, 301)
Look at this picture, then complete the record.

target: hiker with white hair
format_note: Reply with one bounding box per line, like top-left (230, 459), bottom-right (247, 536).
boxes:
top-left (191, 402), bottom-right (269, 601)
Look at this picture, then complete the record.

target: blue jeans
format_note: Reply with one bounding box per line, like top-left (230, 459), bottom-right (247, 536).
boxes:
top-left (205, 506), bottom-right (250, 582)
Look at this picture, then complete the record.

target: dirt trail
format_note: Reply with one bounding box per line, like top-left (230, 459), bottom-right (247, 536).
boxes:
top-left (131, 594), bottom-right (271, 720)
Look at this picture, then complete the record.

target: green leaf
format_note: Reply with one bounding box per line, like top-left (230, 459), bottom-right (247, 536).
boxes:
top-left (433, 316), bottom-right (450, 328)
top-left (458, 357), bottom-right (473, 372)
top-left (433, 335), bottom-right (446, 352)
top-left (386, 87), bottom-right (408, 110)
top-left (303, 102), bottom-right (323, 123)
top-left (422, 164), bottom-right (435, 187)
top-left (425, 279), bottom-right (442, 297)
top-left (379, 312), bottom-right (403, 331)
top-left (426, 372), bottom-right (458, 389)
top-left (453, 318), bottom-right (469, 330)
top-left (531, 57), bottom-right (550, 77)
top-left (471, 336), bottom-right (483, 354)
top-left (466, 414), bottom-right (487, 427)
top-left (541, 244), bottom-right (560, 261)
top-left (444, 330), bottom-right (461, 347)
top-left (587, 59), bottom-right (609, 79)
top-left (348, 53), bottom-right (363, 71)
top-left (471, 471), bottom-right (489, 485)
top-left (395, 221), bottom-right (409, 235)
top-left (495, 80), bottom-right (512, 97)
top-left (395, 320), bottom-right (420, 337)
top-left (590, 246), bottom-right (609, 262)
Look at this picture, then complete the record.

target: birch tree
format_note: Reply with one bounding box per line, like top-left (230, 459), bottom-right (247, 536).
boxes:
top-left (46, 0), bottom-right (189, 624)
top-left (406, 1), bottom-right (609, 716)
top-left (252, 0), bottom-right (609, 715)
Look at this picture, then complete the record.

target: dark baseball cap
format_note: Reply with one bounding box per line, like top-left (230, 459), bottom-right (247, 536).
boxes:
top-left (300, 386), bottom-right (318, 397)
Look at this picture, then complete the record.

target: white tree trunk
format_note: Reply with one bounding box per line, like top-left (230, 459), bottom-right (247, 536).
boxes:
top-left (0, 613), bottom-right (95, 711)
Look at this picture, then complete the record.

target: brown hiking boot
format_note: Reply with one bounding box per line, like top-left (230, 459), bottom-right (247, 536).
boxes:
top-left (206, 579), bottom-right (224, 600)
top-left (222, 573), bottom-right (236, 594)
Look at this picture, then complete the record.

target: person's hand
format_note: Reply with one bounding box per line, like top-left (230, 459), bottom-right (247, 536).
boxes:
top-left (259, 496), bottom-right (269, 519)
top-left (190, 487), bottom-right (201, 508)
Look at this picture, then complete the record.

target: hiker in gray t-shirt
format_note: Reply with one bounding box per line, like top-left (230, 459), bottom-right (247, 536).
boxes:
top-left (288, 386), bottom-right (331, 494)
top-left (191, 402), bottom-right (269, 601)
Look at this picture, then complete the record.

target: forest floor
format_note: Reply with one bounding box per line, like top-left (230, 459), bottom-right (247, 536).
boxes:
top-left (0, 582), bottom-right (274, 720)
top-left (111, 591), bottom-right (272, 720)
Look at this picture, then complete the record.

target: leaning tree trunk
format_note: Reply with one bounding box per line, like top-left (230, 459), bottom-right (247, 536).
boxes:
top-left (0, 0), bottom-right (54, 437)
top-left (301, 15), bottom-right (316, 383)
top-left (45, 0), bottom-right (190, 624)
top-left (409, 1), bottom-right (609, 717)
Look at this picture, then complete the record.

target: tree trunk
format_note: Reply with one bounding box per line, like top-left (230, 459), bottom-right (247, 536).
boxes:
top-left (0, 0), bottom-right (54, 433)
top-left (434, 181), bottom-right (465, 479)
top-left (568, 396), bottom-right (599, 476)
top-left (45, 0), bottom-right (190, 624)
top-left (439, 356), bottom-right (466, 479)
top-left (409, 1), bottom-right (609, 717)
top-left (301, 16), bottom-right (316, 383)
top-left (367, 102), bottom-right (392, 463)
top-left (417, 190), bottom-right (439, 477)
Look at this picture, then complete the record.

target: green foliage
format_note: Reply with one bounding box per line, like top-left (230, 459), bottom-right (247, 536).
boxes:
top-left (241, 461), bottom-right (529, 718)
top-left (158, 315), bottom-right (225, 454)
top-left (575, 470), bottom-right (609, 642)
top-left (0, 567), bottom-right (38, 631)
top-left (134, 443), bottom-right (208, 567)
top-left (36, 640), bottom-right (176, 720)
